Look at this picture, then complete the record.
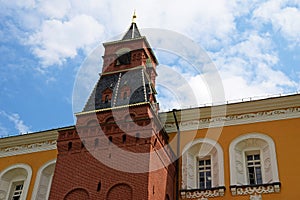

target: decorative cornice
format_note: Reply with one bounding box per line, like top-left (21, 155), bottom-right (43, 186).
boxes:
top-left (164, 107), bottom-right (300, 132)
top-left (180, 187), bottom-right (225, 199)
top-left (0, 140), bottom-right (57, 158)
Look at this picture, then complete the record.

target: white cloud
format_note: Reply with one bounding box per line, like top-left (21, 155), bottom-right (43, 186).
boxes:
top-left (27, 14), bottom-right (105, 66)
top-left (0, 123), bottom-right (8, 136)
top-left (37, 0), bottom-right (71, 19)
top-left (210, 31), bottom-right (297, 100)
top-left (2, 0), bottom-right (299, 108)
top-left (253, 0), bottom-right (300, 44)
top-left (0, 111), bottom-right (31, 134)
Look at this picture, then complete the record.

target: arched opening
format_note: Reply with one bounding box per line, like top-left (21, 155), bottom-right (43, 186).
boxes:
top-left (229, 133), bottom-right (279, 186)
top-left (64, 188), bottom-right (89, 200)
top-left (97, 181), bottom-right (101, 192)
top-left (182, 138), bottom-right (224, 190)
top-left (122, 135), bottom-right (127, 143)
top-left (108, 136), bottom-right (112, 144)
top-left (68, 142), bottom-right (72, 151)
top-left (0, 164), bottom-right (32, 200)
top-left (107, 183), bottom-right (132, 200)
top-left (32, 160), bottom-right (56, 200)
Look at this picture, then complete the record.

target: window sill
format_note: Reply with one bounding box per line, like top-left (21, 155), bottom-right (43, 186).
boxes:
top-left (180, 186), bottom-right (225, 199)
top-left (230, 182), bottom-right (281, 198)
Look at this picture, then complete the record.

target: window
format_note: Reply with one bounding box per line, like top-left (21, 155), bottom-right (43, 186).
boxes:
top-left (181, 138), bottom-right (224, 190)
top-left (116, 52), bottom-right (131, 65)
top-left (229, 133), bottom-right (280, 186)
top-left (10, 181), bottom-right (24, 200)
top-left (31, 160), bottom-right (56, 200)
top-left (0, 164), bottom-right (32, 200)
top-left (123, 92), bottom-right (127, 100)
top-left (120, 86), bottom-right (131, 101)
top-left (122, 135), bottom-right (126, 143)
top-left (246, 152), bottom-right (262, 185)
top-left (101, 88), bottom-right (112, 103)
top-left (105, 95), bottom-right (109, 103)
top-left (198, 157), bottom-right (212, 189)
top-left (68, 142), bottom-right (72, 151)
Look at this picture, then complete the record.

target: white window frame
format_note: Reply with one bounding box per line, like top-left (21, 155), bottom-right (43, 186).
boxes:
top-left (181, 138), bottom-right (224, 190)
top-left (229, 133), bottom-right (279, 186)
top-left (197, 156), bottom-right (212, 189)
top-left (9, 180), bottom-right (24, 200)
top-left (245, 150), bottom-right (263, 185)
top-left (0, 164), bottom-right (32, 200)
top-left (31, 159), bottom-right (56, 200)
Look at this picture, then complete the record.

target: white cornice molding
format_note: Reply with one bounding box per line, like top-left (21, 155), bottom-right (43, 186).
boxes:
top-left (0, 140), bottom-right (57, 158)
top-left (164, 107), bottom-right (300, 132)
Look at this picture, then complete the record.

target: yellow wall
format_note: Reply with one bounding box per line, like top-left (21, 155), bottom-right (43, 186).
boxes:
top-left (170, 117), bottom-right (300, 199)
top-left (0, 149), bottom-right (57, 199)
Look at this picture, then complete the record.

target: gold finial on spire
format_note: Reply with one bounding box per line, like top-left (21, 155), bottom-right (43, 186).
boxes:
top-left (132, 10), bottom-right (137, 23)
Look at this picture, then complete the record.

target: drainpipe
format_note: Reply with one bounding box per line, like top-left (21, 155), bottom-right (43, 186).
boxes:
top-left (172, 109), bottom-right (180, 200)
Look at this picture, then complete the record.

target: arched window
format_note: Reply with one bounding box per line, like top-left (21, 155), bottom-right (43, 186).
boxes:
top-left (120, 86), bottom-right (131, 101)
top-left (97, 181), bottom-right (101, 192)
top-left (108, 136), bottom-right (112, 144)
top-left (122, 135), bottom-right (126, 143)
top-left (181, 138), bottom-right (224, 190)
top-left (68, 142), bottom-right (72, 151)
top-left (115, 48), bottom-right (131, 66)
top-left (31, 160), bottom-right (56, 200)
top-left (102, 88), bottom-right (113, 103)
top-left (229, 133), bottom-right (280, 186)
top-left (105, 95), bottom-right (109, 103)
top-left (0, 164), bottom-right (32, 200)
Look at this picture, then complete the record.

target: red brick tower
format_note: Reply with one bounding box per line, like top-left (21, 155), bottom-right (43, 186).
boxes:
top-left (49, 14), bottom-right (175, 200)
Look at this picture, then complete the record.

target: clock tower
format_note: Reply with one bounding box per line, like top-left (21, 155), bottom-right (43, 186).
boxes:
top-left (49, 13), bottom-right (175, 200)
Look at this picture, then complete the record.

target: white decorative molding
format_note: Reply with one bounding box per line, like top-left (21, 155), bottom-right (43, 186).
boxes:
top-left (229, 133), bottom-right (279, 185)
top-left (164, 107), bottom-right (300, 132)
top-left (31, 159), bottom-right (56, 200)
top-left (0, 140), bottom-right (57, 158)
top-left (0, 164), bottom-right (32, 200)
top-left (180, 187), bottom-right (225, 199)
top-left (182, 138), bottom-right (225, 189)
top-left (230, 183), bottom-right (281, 199)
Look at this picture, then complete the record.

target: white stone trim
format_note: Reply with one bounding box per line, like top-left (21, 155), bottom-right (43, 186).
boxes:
top-left (229, 133), bottom-right (279, 185)
top-left (0, 163), bottom-right (32, 200)
top-left (182, 138), bottom-right (225, 188)
top-left (164, 107), bottom-right (300, 132)
top-left (0, 140), bottom-right (57, 158)
top-left (31, 159), bottom-right (56, 200)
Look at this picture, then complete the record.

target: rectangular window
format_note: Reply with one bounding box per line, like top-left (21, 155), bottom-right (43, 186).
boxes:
top-left (246, 152), bottom-right (263, 185)
top-left (10, 181), bottom-right (24, 200)
top-left (198, 157), bottom-right (212, 189)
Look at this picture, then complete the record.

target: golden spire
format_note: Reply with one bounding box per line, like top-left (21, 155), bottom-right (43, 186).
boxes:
top-left (132, 10), bottom-right (137, 23)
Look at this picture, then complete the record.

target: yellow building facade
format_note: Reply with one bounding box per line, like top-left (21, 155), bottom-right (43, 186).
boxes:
top-left (0, 94), bottom-right (299, 200)
top-left (163, 94), bottom-right (300, 200)
top-left (0, 128), bottom-right (59, 200)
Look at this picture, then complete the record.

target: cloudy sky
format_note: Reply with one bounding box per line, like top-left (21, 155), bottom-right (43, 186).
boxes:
top-left (0, 0), bottom-right (299, 137)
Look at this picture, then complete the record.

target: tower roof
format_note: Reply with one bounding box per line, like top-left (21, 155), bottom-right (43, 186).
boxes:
top-left (122, 11), bottom-right (142, 40)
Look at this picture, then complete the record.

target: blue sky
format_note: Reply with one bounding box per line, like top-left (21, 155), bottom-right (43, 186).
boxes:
top-left (0, 0), bottom-right (299, 137)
